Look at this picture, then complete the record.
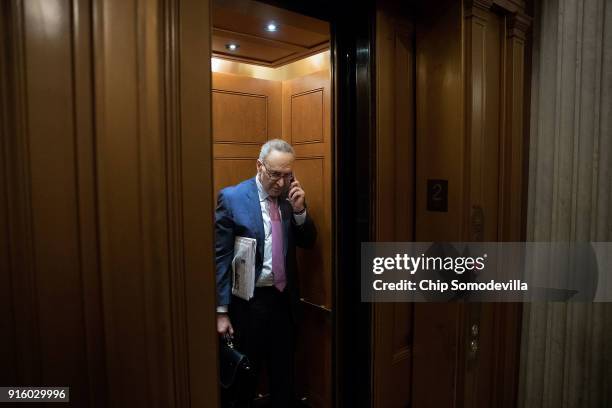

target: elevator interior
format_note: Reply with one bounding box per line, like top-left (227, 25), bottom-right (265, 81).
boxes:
top-left (211, 1), bottom-right (333, 405)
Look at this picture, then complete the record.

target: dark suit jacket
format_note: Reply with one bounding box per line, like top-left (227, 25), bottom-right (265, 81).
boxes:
top-left (215, 177), bottom-right (317, 323)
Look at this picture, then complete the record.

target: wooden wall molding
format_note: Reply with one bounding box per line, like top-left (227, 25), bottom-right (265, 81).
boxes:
top-left (271, 42), bottom-right (330, 68)
top-left (493, 0), bottom-right (525, 14)
top-left (163, 0), bottom-right (191, 405)
top-left (0, 0), bottom-right (18, 386)
top-left (463, 0), bottom-right (531, 245)
top-left (373, 6), bottom-right (415, 408)
top-left (506, 12), bottom-right (531, 40)
top-left (175, 0), bottom-right (219, 406)
top-left (213, 27), bottom-right (309, 53)
top-left (71, 0), bottom-right (108, 405)
top-left (213, 156), bottom-right (261, 160)
top-left (464, 0), bottom-right (495, 13)
top-left (212, 71), bottom-right (282, 150)
top-left (212, 71), bottom-right (282, 141)
top-left (292, 87), bottom-right (325, 98)
top-left (212, 89), bottom-right (268, 98)
top-left (463, 3), bottom-right (529, 408)
top-left (1, 0), bottom-right (42, 385)
top-left (293, 156), bottom-right (327, 306)
top-left (213, 141), bottom-right (268, 146)
top-left (499, 14), bottom-right (530, 242)
top-left (291, 88), bottom-right (325, 144)
top-left (214, 42), bottom-right (330, 69)
top-left (212, 90), bottom-right (269, 143)
top-left (463, 2), bottom-right (502, 242)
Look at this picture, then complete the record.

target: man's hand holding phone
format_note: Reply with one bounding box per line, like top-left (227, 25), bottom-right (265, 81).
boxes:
top-left (286, 176), bottom-right (306, 213)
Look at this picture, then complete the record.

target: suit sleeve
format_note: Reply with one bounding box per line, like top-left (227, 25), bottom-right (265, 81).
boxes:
top-left (293, 212), bottom-right (317, 249)
top-left (215, 190), bottom-right (235, 307)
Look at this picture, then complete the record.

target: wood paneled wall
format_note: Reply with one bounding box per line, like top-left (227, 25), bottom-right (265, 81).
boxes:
top-left (212, 72), bottom-right (282, 193)
top-left (283, 70), bottom-right (332, 408)
top-left (0, 0), bottom-right (219, 406)
top-left (283, 70), bottom-right (332, 309)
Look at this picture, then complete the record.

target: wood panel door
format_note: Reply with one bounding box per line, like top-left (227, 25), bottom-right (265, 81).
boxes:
top-left (282, 70), bottom-right (332, 407)
top-left (410, 1), bottom-right (529, 407)
top-left (0, 0), bottom-right (219, 406)
top-left (212, 72), bottom-right (282, 193)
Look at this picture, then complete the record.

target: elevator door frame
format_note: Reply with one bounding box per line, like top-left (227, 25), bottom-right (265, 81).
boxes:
top-left (254, 1), bottom-right (376, 407)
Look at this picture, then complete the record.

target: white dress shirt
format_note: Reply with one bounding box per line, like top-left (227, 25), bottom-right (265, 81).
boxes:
top-left (216, 174), bottom-right (307, 313)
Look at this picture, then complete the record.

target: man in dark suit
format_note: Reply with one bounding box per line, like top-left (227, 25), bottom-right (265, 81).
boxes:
top-left (215, 139), bottom-right (317, 408)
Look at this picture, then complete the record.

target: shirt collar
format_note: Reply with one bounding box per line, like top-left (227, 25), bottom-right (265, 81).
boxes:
top-left (255, 174), bottom-right (269, 202)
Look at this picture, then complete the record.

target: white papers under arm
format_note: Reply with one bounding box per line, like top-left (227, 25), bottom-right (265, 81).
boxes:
top-left (231, 236), bottom-right (256, 301)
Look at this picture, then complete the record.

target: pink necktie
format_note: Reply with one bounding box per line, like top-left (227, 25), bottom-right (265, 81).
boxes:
top-left (268, 197), bottom-right (286, 292)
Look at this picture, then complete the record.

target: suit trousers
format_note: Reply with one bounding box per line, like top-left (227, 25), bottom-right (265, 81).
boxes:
top-left (229, 286), bottom-right (296, 408)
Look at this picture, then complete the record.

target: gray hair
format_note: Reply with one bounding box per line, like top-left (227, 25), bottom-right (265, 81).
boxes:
top-left (258, 139), bottom-right (294, 162)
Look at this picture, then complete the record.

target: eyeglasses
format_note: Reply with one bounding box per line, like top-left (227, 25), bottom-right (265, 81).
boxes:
top-left (261, 162), bottom-right (293, 182)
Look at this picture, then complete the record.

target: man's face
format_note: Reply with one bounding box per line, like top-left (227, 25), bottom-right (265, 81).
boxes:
top-left (256, 150), bottom-right (295, 198)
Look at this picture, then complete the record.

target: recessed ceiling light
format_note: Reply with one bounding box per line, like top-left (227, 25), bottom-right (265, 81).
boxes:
top-left (266, 23), bottom-right (278, 32)
top-left (225, 43), bottom-right (239, 51)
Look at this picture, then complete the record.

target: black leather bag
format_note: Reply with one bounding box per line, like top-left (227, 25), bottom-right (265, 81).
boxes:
top-left (219, 336), bottom-right (252, 390)
top-left (219, 335), bottom-right (254, 408)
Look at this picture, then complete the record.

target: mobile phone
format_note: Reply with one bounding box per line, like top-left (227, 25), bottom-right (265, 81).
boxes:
top-left (281, 175), bottom-right (296, 201)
